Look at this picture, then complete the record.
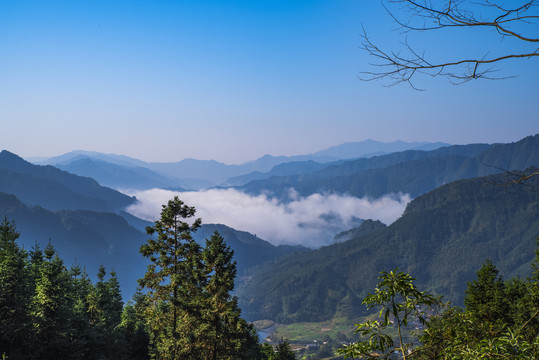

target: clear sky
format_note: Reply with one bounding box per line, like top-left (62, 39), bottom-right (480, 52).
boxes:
top-left (1, 0), bottom-right (537, 164)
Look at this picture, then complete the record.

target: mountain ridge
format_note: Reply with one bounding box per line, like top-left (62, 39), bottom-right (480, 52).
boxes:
top-left (237, 136), bottom-right (538, 201)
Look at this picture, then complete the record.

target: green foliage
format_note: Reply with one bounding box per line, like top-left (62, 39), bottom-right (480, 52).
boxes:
top-left (119, 298), bottom-right (150, 360)
top-left (407, 245), bottom-right (539, 359)
top-left (262, 340), bottom-right (296, 360)
top-left (202, 231), bottom-right (259, 359)
top-left (0, 191), bottom-right (148, 300)
top-left (337, 269), bottom-right (439, 360)
top-left (417, 304), bottom-right (539, 359)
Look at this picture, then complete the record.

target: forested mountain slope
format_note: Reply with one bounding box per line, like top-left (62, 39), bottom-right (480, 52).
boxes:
top-left (238, 168), bottom-right (539, 323)
top-left (221, 160), bottom-right (334, 187)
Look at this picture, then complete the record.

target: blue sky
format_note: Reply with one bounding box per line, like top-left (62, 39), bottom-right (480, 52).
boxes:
top-left (1, 0), bottom-right (537, 164)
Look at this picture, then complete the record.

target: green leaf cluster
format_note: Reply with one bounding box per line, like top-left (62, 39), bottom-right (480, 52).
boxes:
top-left (337, 269), bottom-right (441, 359)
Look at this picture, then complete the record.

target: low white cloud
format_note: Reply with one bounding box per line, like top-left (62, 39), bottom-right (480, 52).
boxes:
top-left (125, 188), bottom-right (411, 248)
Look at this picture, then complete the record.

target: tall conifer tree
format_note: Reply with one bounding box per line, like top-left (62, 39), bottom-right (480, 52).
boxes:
top-left (464, 259), bottom-right (509, 327)
top-left (0, 217), bottom-right (30, 358)
top-left (138, 198), bottom-right (262, 359)
top-left (30, 242), bottom-right (72, 359)
top-left (139, 196), bottom-right (203, 359)
top-left (203, 231), bottom-right (260, 359)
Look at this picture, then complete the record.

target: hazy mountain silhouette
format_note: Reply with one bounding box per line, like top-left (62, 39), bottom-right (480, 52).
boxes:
top-left (55, 158), bottom-right (190, 191)
top-left (35, 140), bottom-right (450, 189)
top-left (0, 150), bottom-right (134, 212)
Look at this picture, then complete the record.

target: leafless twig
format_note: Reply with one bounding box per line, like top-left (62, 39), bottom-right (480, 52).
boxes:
top-left (363, 0), bottom-right (539, 87)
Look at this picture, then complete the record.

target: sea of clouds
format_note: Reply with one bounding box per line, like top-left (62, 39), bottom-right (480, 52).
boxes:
top-left (125, 188), bottom-right (411, 248)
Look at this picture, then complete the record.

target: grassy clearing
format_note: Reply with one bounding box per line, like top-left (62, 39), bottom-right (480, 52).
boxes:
top-left (272, 316), bottom-right (363, 343)
top-left (270, 312), bottom-right (421, 344)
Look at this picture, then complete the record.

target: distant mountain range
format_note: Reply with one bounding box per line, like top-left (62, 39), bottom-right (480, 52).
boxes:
top-left (310, 139), bottom-right (450, 159)
top-left (54, 158), bottom-right (191, 191)
top-left (32, 139), bottom-right (450, 190)
top-left (238, 135), bottom-right (539, 201)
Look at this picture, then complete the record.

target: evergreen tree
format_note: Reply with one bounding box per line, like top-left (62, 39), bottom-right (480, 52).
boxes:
top-left (68, 263), bottom-right (93, 359)
top-left (203, 231), bottom-right (240, 358)
top-left (138, 196), bottom-right (203, 359)
top-left (30, 242), bottom-right (72, 359)
top-left (521, 236), bottom-right (539, 340)
top-left (119, 299), bottom-right (150, 360)
top-left (0, 217), bottom-right (30, 359)
top-left (203, 231), bottom-right (262, 359)
top-left (417, 251), bottom-right (539, 359)
top-left (28, 242), bottom-right (44, 290)
top-left (261, 343), bottom-right (276, 359)
top-left (104, 270), bottom-right (125, 358)
top-left (274, 340), bottom-right (296, 360)
top-left (138, 198), bottom-right (262, 359)
top-left (464, 259), bottom-right (509, 328)
top-left (87, 265), bottom-right (125, 359)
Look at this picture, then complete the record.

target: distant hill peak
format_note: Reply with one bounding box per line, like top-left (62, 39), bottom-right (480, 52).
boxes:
top-left (311, 139), bottom-right (451, 160)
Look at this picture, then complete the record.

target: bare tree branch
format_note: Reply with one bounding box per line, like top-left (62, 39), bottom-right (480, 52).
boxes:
top-left (363, 0), bottom-right (539, 87)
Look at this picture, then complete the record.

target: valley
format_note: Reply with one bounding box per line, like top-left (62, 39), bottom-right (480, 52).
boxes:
top-left (1, 135), bottom-right (538, 358)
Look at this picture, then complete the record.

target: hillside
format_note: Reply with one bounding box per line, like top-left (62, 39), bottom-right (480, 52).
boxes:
top-left (192, 223), bottom-right (305, 275)
top-left (0, 150), bottom-right (134, 212)
top-left (237, 168), bottom-right (539, 323)
top-left (221, 160), bottom-right (334, 187)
